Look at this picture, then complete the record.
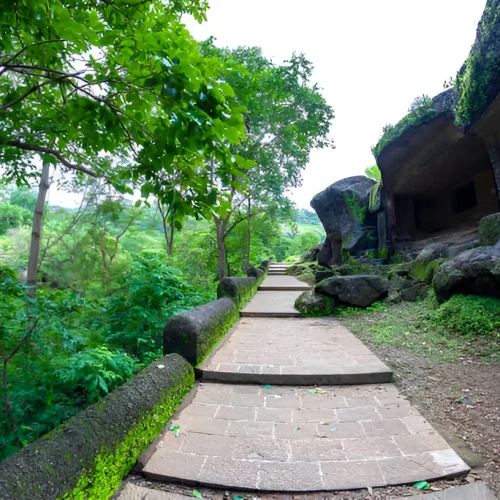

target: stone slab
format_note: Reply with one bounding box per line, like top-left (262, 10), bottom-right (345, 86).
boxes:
top-left (240, 291), bottom-right (303, 318)
top-left (142, 383), bottom-right (470, 491)
top-left (200, 317), bottom-right (392, 384)
top-left (116, 483), bottom-right (187, 500)
top-left (259, 275), bottom-right (310, 291)
top-left (399, 482), bottom-right (497, 500)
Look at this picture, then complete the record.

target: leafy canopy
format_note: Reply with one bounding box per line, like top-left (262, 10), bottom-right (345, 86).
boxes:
top-left (0, 0), bottom-right (247, 222)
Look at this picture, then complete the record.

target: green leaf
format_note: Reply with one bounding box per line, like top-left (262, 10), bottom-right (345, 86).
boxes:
top-left (169, 425), bottom-right (180, 431)
top-left (413, 481), bottom-right (430, 490)
top-left (308, 389), bottom-right (317, 394)
top-left (193, 490), bottom-right (202, 499)
top-left (262, 384), bottom-right (272, 389)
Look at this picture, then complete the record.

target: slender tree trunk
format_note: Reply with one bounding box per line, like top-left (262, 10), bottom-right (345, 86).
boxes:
top-left (214, 216), bottom-right (229, 279)
top-left (157, 200), bottom-right (173, 256)
top-left (27, 164), bottom-right (50, 296)
top-left (167, 220), bottom-right (175, 256)
top-left (245, 198), bottom-right (251, 272)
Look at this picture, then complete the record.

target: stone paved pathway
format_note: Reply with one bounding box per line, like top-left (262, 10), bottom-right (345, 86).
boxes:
top-left (138, 263), bottom-right (470, 492)
top-left (201, 317), bottom-right (392, 384)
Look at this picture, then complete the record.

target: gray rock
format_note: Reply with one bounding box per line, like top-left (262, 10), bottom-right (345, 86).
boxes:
top-left (416, 243), bottom-right (449, 264)
top-left (247, 267), bottom-right (264, 281)
top-left (315, 270), bottom-right (335, 283)
top-left (310, 176), bottom-right (381, 265)
top-left (434, 243), bottom-right (500, 302)
top-left (163, 298), bottom-right (238, 365)
top-left (301, 243), bottom-right (323, 262)
top-left (316, 275), bottom-right (389, 308)
top-left (479, 212), bottom-right (500, 246)
top-left (400, 283), bottom-right (428, 302)
top-left (294, 290), bottom-right (335, 316)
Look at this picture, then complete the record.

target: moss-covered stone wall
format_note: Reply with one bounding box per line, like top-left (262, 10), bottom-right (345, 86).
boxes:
top-left (0, 354), bottom-right (194, 500)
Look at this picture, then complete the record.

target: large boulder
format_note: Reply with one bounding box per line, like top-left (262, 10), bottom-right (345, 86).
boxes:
top-left (434, 243), bottom-right (500, 302)
top-left (479, 213), bottom-right (500, 246)
top-left (301, 243), bottom-right (323, 262)
top-left (316, 275), bottom-right (389, 308)
top-left (311, 176), bottom-right (380, 267)
top-left (294, 290), bottom-right (335, 316)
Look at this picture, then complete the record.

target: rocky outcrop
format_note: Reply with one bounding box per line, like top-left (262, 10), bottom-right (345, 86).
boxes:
top-left (434, 243), bottom-right (500, 302)
top-left (301, 243), bottom-right (323, 262)
top-left (316, 275), bottom-right (389, 308)
top-left (294, 290), bottom-right (335, 316)
top-left (479, 212), bottom-right (500, 246)
top-left (387, 276), bottom-right (428, 303)
top-left (311, 176), bottom-right (381, 267)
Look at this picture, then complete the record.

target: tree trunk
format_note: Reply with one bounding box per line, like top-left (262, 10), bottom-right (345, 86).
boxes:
top-left (27, 164), bottom-right (50, 296)
top-left (214, 216), bottom-right (228, 280)
top-left (245, 198), bottom-right (251, 271)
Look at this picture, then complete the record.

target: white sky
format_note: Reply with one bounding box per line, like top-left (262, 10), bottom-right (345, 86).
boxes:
top-left (185, 0), bottom-right (486, 208)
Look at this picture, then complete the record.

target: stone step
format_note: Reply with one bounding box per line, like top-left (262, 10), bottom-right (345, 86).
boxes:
top-left (141, 383), bottom-right (469, 491)
top-left (258, 275), bottom-right (310, 291)
top-left (240, 311), bottom-right (302, 318)
top-left (240, 291), bottom-right (304, 318)
top-left (200, 317), bottom-right (393, 385)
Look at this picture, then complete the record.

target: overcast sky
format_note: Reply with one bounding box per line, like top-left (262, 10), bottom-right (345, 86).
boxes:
top-left (186, 0), bottom-right (486, 209)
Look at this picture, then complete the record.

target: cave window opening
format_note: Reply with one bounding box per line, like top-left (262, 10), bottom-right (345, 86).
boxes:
top-left (451, 181), bottom-right (477, 214)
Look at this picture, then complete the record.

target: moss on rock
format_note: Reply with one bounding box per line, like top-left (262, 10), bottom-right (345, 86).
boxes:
top-left (479, 213), bottom-right (500, 246)
top-left (0, 355), bottom-right (194, 500)
top-left (295, 290), bottom-right (336, 317)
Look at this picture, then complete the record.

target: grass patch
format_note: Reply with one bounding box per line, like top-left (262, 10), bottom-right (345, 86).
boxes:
top-left (340, 294), bottom-right (500, 362)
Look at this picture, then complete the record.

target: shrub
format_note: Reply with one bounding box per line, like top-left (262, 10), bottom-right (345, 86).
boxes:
top-left (431, 295), bottom-right (500, 336)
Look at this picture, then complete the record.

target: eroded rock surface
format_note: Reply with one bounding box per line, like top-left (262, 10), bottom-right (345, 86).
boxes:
top-left (316, 275), bottom-right (389, 308)
top-left (434, 243), bottom-right (500, 302)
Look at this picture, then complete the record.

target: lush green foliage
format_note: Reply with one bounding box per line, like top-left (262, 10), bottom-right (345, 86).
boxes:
top-left (0, 188), bottom-right (318, 460)
top-left (0, 0), bottom-right (249, 224)
top-left (372, 95), bottom-right (437, 158)
top-left (454, 0), bottom-right (500, 126)
top-left (342, 294), bottom-right (500, 361)
top-left (431, 295), bottom-right (500, 337)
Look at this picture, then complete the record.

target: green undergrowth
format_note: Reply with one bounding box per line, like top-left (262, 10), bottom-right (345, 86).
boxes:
top-left (59, 370), bottom-right (194, 500)
top-left (340, 294), bottom-right (500, 362)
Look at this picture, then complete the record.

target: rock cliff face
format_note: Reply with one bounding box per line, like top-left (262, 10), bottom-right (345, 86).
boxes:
top-left (310, 176), bottom-right (381, 267)
top-left (373, 0), bottom-right (500, 248)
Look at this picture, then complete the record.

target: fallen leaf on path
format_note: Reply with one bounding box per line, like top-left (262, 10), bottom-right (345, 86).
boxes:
top-left (414, 481), bottom-right (430, 490)
top-left (262, 384), bottom-right (272, 389)
top-left (169, 425), bottom-right (180, 431)
top-left (193, 490), bottom-right (202, 499)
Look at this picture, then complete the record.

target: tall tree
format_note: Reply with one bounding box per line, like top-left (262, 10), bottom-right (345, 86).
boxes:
top-left (0, 0), bottom-right (247, 217)
top-left (203, 44), bottom-right (335, 277)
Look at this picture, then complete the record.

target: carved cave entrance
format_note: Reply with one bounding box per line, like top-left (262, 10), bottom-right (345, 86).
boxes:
top-left (392, 135), bottom-right (499, 241)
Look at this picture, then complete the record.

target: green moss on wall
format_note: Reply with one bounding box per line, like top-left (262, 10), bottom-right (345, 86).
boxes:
top-left (59, 371), bottom-right (194, 500)
top-left (410, 258), bottom-right (446, 284)
top-left (454, 1), bottom-right (500, 126)
top-left (195, 305), bottom-right (240, 368)
top-left (372, 98), bottom-right (438, 158)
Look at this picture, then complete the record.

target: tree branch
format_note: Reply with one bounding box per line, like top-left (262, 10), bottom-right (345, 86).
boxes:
top-left (2, 141), bottom-right (101, 178)
top-left (224, 209), bottom-right (266, 238)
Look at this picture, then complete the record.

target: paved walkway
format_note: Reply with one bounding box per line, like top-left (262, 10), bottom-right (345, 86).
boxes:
top-left (136, 263), bottom-right (470, 492)
top-left (201, 318), bottom-right (392, 384)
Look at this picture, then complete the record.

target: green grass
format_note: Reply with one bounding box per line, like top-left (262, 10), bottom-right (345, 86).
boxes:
top-left (294, 223), bottom-right (324, 236)
top-left (340, 295), bottom-right (500, 362)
